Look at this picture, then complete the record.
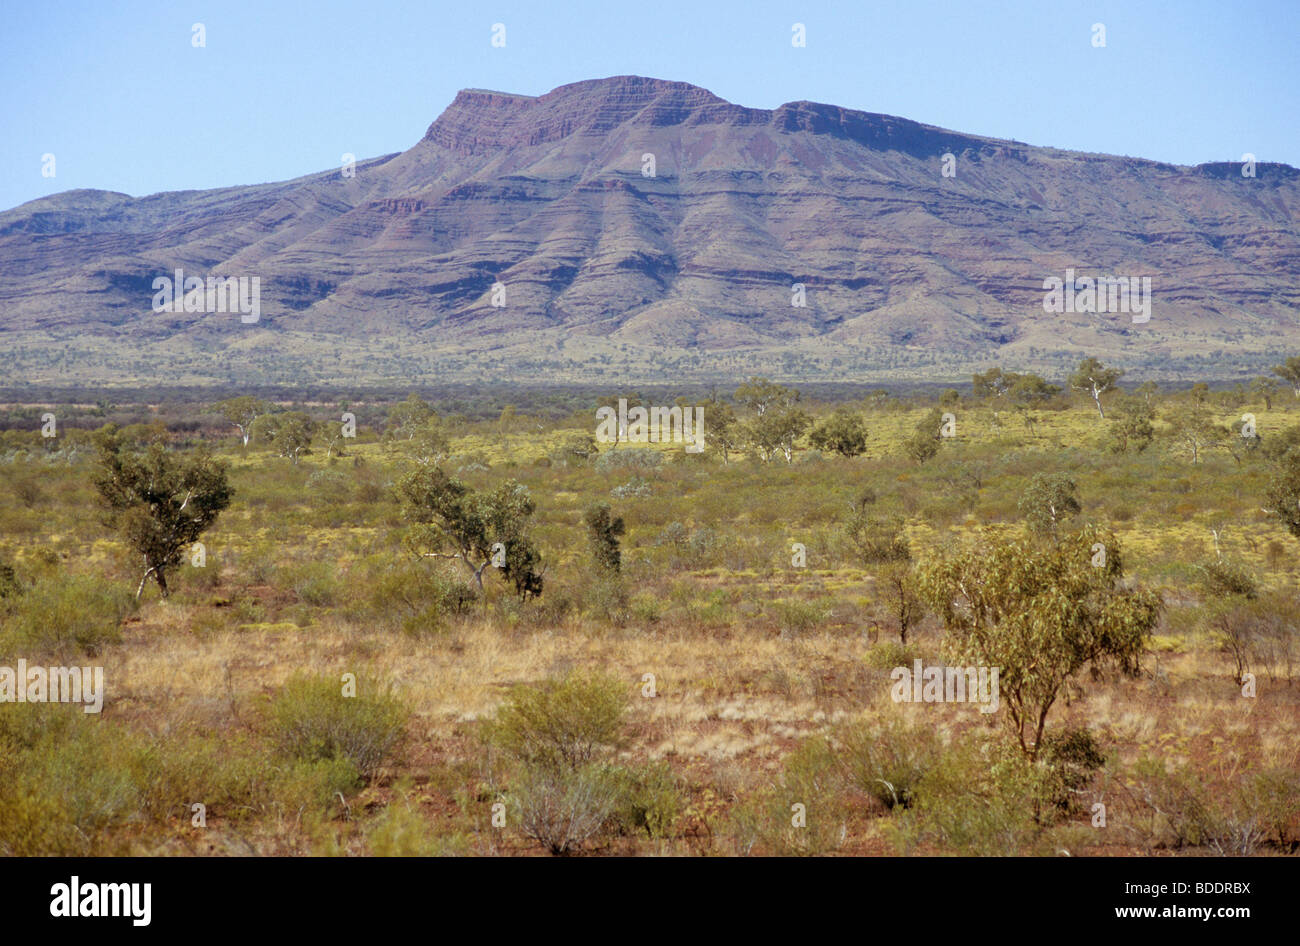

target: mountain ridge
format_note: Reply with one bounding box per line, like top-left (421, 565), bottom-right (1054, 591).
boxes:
top-left (1, 74), bottom-right (1297, 387)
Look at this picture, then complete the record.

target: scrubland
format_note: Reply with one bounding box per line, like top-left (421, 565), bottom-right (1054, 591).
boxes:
top-left (1, 385), bottom-right (1297, 856)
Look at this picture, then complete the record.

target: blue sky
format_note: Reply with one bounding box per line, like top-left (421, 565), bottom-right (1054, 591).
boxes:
top-left (2, 0), bottom-right (1296, 211)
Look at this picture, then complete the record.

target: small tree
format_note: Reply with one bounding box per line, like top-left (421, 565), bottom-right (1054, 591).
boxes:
top-left (973, 367), bottom-right (1016, 401)
top-left (1251, 376), bottom-right (1281, 411)
top-left (1069, 357), bottom-right (1123, 419)
top-left (1166, 402), bottom-right (1224, 464)
top-left (973, 368), bottom-right (1059, 404)
top-left (397, 466), bottom-right (544, 599)
top-left (844, 490), bottom-right (910, 563)
top-left (256, 411), bottom-right (314, 464)
top-left (1272, 355), bottom-right (1300, 399)
top-left (551, 433), bottom-right (597, 467)
top-left (583, 503), bottom-right (625, 574)
top-left (316, 417), bottom-right (350, 459)
top-left (808, 408), bottom-right (868, 458)
top-left (746, 407), bottom-right (810, 463)
top-left (1008, 372), bottom-right (1061, 404)
top-left (704, 397), bottom-right (741, 463)
top-left (497, 405), bottom-right (520, 449)
top-left (93, 427), bottom-right (233, 599)
top-left (878, 562), bottom-right (925, 644)
top-left (734, 377), bottom-right (800, 417)
top-left (215, 396), bottom-right (269, 447)
top-left (919, 526), bottom-right (1161, 759)
top-left (904, 408), bottom-right (943, 464)
top-left (1106, 397), bottom-right (1155, 454)
top-left (0, 558), bottom-right (22, 600)
top-left (1261, 425), bottom-right (1300, 462)
top-left (403, 416), bottom-right (451, 466)
top-left (1018, 473), bottom-right (1081, 535)
top-left (385, 394), bottom-right (435, 441)
top-left (1263, 452), bottom-right (1300, 541)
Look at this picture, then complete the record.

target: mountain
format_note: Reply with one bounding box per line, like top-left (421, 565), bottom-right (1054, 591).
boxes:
top-left (2, 74), bottom-right (1298, 388)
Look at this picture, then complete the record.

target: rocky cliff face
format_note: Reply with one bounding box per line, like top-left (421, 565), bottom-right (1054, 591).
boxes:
top-left (1, 75), bottom-right (1297, 386)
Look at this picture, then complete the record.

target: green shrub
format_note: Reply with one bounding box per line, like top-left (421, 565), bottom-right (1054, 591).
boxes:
top-left (550, 434), bottom-right (597, 467)
top-left (272, 757), bottom-right (363, 819)
top-left (609, 761), bottom-right (683, 839)
top-left (627, 591), bottom-right (662, 625)
top-left (0, 559), bottom-right (22, 600)
top-left (771, 597), bottom-right (831, 637)
top-left (885, 737), bottom-right (1048, 855)
top-left (0, 775), bottom-right (85, 856)
top-left (267, 674), bottom-right (408, 778)
top-left (611, 477), bottom-right (652, 499)
top-left (832, 717), bottom-right (941, 810)
top-left (863, 640), bottom-right (920, 670)
top-left (366, 795), bottom-right (467, 856)
top-left (1127, 756), bottom-right (1220, 850)
top-left (844, 503), bottom-right (911, 564)
top-left (580, 577), bottom-right (630, 625)
top-left (1250, 766), bottom-right (1300, 848)
top-left (1125, 757), bottom-right (1298, 854)
top-left (1195, 558), bottom-right (1258, 600)
top-left (487, 670), bottom-right (628, 771)
top-left (129, 732), bottom-right (271, 823)
top-left (730, 737), bottom-right (846, 856)
top-left (0, 705), bottom-right (141, 854)
top-left (1039, 726), bottom-right (1106, 816)
top-left (304, 468), bottom-right (352, 499)
top-left (0, 573), bottom-right (133, 658)
top-left (362, 562), bottom-right (476, 635)
top-left (279, 560), bottom-right (341, 607)
top-left (595, 448), bottom-right (663, 471)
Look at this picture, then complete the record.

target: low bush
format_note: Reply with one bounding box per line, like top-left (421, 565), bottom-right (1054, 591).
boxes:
top-left (730, 738), bottom-right (847, 856)
top-left (595, 448), bottom-right (663, 471)
top-left (1126, 757), bottom-right (1300, 854)
top-left (884, 737), bottom-right (1049, 855)
top-left (271, 757), bottom-right (363, 821)
top-left (863, 640), bottom-right (921, 671)
top-left (360, 562), bottom-right (477, 635)
top-left (486, 670), bottom-right (628, 771)
top-left (831, 716), bottom-right (942, 810)
top-left (366, 793), bottom-right (469, 856)
top-left (0, 573), bottom-right (133, 658)
top-left (511, 762), bottom-right (620, 855)
top-left (267, 674), bottom-right (408, 779)
top-left (770, 597), bottom-right (832, 638)
top-left (609, 761), bottom-right (683, 839)
top-left (1038, 726), bottom-right (1106, 816)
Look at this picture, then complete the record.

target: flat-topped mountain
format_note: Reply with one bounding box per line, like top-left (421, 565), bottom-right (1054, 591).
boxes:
top-left (2, 75), bottom-right (1297, 387)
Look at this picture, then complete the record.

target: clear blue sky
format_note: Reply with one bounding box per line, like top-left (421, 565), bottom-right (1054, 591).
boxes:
top-left (2, 0), bottom-right (1296, 211)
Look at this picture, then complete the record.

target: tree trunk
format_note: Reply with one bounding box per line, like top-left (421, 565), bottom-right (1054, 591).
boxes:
top-left (136, 562), bottom-right (168, 599)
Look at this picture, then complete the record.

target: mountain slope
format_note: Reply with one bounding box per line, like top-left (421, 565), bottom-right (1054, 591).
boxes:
top-left (2, 74), bottom-right (1297, 387)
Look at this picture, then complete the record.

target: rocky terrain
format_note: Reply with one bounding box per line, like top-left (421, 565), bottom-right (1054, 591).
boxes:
top-left (2, 75), bottom-right (1297, 387)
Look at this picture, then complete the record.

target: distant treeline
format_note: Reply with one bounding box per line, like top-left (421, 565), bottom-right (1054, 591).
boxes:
top-left (0, 373), bottom-right (1285, 433)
